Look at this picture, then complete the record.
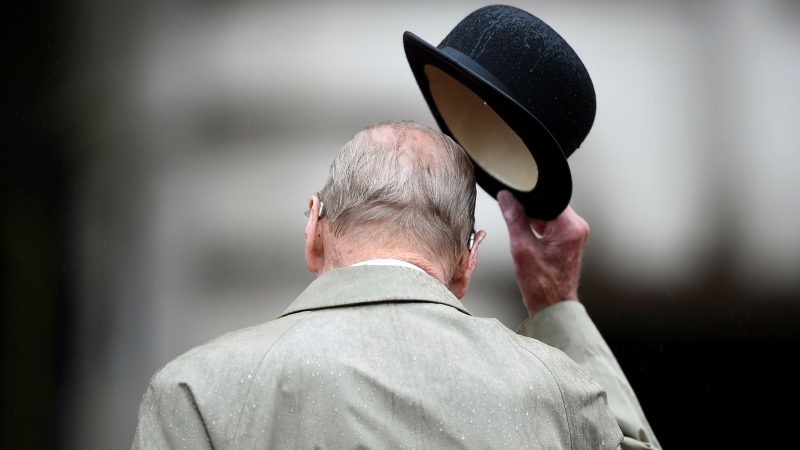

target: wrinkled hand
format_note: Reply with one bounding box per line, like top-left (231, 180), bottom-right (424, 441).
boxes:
top-left (498, 190), bottom-right (589, 316)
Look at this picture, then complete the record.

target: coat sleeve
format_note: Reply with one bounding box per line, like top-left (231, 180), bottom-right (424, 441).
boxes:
top-left (131, 369), bottom-right (214, 450)
top-left (517, 301), bottom-right (662, 450)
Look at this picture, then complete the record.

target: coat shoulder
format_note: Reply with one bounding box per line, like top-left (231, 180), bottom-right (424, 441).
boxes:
top-left (151, 311), bottom-right (311, 388)
top-left (499, 324), bottom-right (624, 449)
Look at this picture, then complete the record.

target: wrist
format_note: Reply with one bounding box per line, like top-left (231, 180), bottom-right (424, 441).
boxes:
top-left (526, 298), bottom-right (579, 317)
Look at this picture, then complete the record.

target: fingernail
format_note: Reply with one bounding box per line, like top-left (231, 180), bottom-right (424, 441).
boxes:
top-left (497, 190), bottom-right (513, 208)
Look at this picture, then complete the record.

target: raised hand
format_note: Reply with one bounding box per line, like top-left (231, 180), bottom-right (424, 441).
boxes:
top-left (498, 190), bottom-right (590, 316)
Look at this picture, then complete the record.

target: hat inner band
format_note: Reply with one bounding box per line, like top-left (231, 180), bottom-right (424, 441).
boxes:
top-left (424, 61), bottom-right (538, 192)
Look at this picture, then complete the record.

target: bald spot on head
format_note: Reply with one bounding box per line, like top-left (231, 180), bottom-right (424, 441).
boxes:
top-left (317, 120), bottom-right (477, 279)
top-left (370, 123), bottom-right (450, 178)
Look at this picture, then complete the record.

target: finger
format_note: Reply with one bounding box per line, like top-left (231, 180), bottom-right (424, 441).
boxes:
top-left (498, 190), bottom-right (535, 241)
top-left (556, 205), bottom-right (590, 240)
top-left (535, 206), bottom-right (589, 250)
top-left (525, 208), bottom-right (579, 239)
top-left (529, 218), bottom-right (547, 237)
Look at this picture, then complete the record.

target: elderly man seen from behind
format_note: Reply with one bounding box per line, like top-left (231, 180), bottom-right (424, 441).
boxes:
top-left (132, 120), bottom-right (660, 449)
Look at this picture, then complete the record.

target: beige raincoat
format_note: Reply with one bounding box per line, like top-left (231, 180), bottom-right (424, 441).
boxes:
top-left (132, 265), bottom-right (659, 449)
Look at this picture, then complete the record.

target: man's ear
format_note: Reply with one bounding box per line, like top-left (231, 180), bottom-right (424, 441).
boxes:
top-left (448, 230), bottom-right (487, 299)
top-left (305, 196), bottom-right (324, 275)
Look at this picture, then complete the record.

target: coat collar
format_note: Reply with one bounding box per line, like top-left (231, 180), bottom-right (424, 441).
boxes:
top-left (279, 265), bottom-right (472, 318)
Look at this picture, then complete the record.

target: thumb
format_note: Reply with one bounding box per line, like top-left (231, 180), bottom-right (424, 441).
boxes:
top-left (498, 190), bottom-right (534, 241)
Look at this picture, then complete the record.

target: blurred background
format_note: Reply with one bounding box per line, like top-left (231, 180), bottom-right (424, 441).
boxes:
top-left (2, 0), bottom-right (798, 448)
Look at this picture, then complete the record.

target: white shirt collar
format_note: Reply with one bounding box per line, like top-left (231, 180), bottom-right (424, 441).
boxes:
top-left (350, 259), bottom-right (426, 274)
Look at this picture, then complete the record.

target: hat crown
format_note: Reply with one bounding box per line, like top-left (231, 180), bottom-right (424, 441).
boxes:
top-left (438, 5), bottom-right (595, 157)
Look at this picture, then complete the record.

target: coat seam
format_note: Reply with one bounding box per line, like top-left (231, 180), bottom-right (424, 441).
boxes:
top-left (230, 311), bottom-right (312, 443)
top-left (491, 318), bottom-right (574, 450)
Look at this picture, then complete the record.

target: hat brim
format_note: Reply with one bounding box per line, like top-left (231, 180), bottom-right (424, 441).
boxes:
top-left (403, 31), bottom-right (571, 220)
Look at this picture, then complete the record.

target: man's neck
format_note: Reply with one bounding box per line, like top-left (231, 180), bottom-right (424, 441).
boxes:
top-left (326, 248), bottom-right (448, 285)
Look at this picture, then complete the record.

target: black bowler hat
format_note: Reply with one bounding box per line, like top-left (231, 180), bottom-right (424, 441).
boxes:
top-left (404, 5), bottom-right (596, 219)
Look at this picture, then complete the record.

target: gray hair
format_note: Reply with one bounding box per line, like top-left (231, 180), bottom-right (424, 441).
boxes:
top-left (318, 120), bottom-right (476, 273)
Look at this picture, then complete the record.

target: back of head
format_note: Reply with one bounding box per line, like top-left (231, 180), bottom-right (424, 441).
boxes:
top-left (318, 120), bottom-right (476, 275)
